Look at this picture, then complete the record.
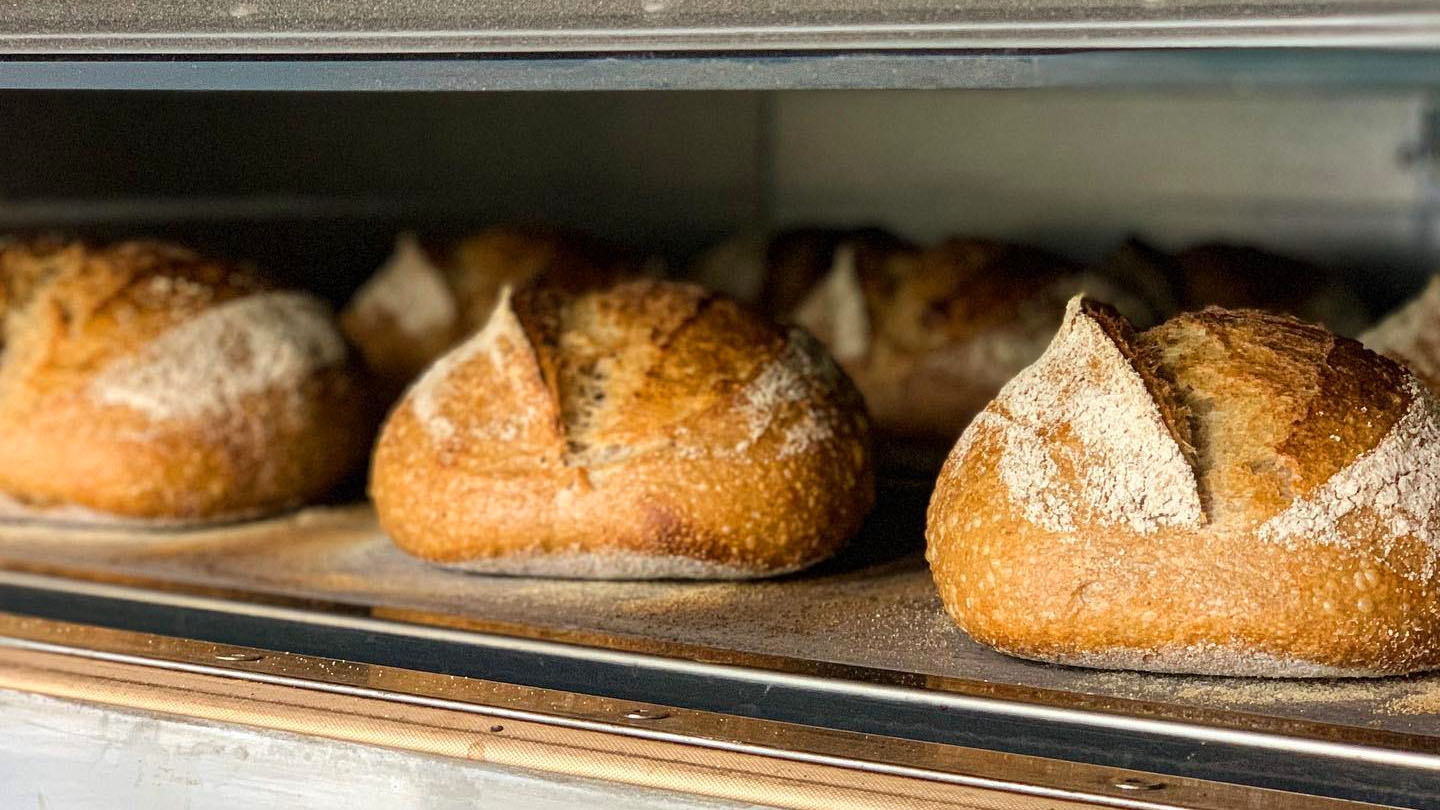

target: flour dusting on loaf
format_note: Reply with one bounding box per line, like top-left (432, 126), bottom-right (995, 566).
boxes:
top-left (1362, 276), bottom-right (1440, 384)
top-left (734, 328), bottom-right (843, 455)
top-left (409, 285), bottom-right (530, 444)
top-left (928, 299), bottom-right (1440, 677)
top-left (91, 291), bottom-right (346, 422)
top-left (372, 279), bottom-right (873, 580)
top-left (969, 297), bottom-right (1203, 535)
top-left (1259, 377), bottom-right (1440, 580)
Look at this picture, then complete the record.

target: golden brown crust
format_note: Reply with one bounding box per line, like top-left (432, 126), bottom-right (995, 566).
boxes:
top-left (0, 239), bottom-right (373, 521)
top-left (341, 227), bottom-right (637, 398)
top-left (927, 298), bottom-right (1440, 676)
top-left (371, 279), bottom-right (874, 579)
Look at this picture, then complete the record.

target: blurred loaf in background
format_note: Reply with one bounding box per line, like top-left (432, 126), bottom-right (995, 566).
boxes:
top-left (342, 226), bottom-right (641, 401)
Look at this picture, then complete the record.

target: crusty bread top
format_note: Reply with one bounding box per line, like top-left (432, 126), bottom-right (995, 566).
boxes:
top-left (951, 297), bottom-right (1204, 536)
top-left (405, 278), bottom-right (852, 469)
top-left (758, 227), bottom-right (908, 317)
top-left (970, 296), bottom-right (1440, 580)
top-left (0, 239), bottom-right (348, 424)
top-left (347, 227), bottom-right (635, 341)
top-left (1145, 307), bottom-right (1410, 530)
top-left (1100, 240), bottom-right (1371, 336)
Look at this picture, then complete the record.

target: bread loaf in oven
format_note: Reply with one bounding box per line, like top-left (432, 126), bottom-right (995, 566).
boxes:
top-left (371, 279), bottom-right (874, 579)
top-left (1363, 275), bottom-right (1440, 390)
top-left (0, 238), bottom-right (372, 523)
top-left (1097, 239), bottom-right (1370, 336)
top-left (793, 238), bottom-right (1163, 468)
top-left (342, 227), bottom-right (636, 398)
top-left (927, 297), bottom-right (1440, 676)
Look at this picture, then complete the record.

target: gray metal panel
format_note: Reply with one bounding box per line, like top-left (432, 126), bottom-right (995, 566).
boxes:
top-left (2, 0), bottom-right (1440, 53)
top-left (4, 51), bottom-right (1440, 92)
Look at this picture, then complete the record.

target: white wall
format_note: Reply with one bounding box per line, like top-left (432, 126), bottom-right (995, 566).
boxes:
top-left (768, 90), bottom-right (1433, 298)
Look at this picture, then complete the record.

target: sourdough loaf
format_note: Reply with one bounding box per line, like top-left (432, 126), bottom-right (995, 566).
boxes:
top-left (927, 297), bottom-right (1440, 676)
top-left (0, 238), bottom-right (372, 522)
top-left (371, 279), bottom-right (873, 579)
top-left (1362, 276), bottom-right (1440, 389)
top-left (687, 227), bottom-right (906, 313)
top-left (793, 238), bottom-right (1163, 460)
top-left (1098, 239), bottom-right (1370, 336)
top-left (342, 227), bottom-right (635, 398)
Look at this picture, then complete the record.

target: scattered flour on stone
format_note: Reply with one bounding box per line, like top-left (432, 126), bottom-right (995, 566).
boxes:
top-left (438, 549), bottom-right (807, 580)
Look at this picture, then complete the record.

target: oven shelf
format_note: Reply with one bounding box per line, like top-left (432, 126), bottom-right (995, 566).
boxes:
top-left (0, 497), bottom-right (1438, 807)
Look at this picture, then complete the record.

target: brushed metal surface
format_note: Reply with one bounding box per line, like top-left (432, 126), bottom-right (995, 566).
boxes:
top-left (1, 0), bottom-right (1439, 53)
top-left (2, 500), bottom-right (1440, 748)
top-left (0, 612), bottom-right (1394, 809)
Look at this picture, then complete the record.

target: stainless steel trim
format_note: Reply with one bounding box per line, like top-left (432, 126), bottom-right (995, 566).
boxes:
top-left (2, 568), bottom-right (1436, 773)
top-left (6, 52), bottom-right (1440, 93)
top-left (4, 7), bottom-right (1440, 53)
top-left (0, 611), bottom-right (1387, 810)
top-left (0, 634), bottom-right (1195, 810)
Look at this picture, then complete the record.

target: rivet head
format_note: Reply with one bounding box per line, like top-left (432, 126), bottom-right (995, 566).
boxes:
top-left (1111, 777), bottom-right (1166, 791)
top-left (624, 708), bottom-right (670, 721)
top-left (214, 651), bottom-right (264, 662)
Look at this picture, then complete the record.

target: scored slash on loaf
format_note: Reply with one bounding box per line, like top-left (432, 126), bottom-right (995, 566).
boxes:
top-left (371, 278), bottom-right (875, 580)
top-left (927, 296), bottom-right (1440, 677)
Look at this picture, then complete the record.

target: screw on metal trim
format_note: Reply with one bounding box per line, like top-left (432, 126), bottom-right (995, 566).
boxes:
top-left (624, 708), bottom-right (670, 721)
top-left (1111, 777), bottom-right (1166, 791)
top-left (213, 651), bottom-right (264, 662)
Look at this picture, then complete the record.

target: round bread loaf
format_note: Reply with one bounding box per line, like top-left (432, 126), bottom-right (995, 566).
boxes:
top-left (1362, 275), bottom-right (1440, 390)
top-left (687, 227), bottom-right (907, 313)
top-left (0, 239), bottom-right (372, 523)
top-left (1098, 239), bottom-right (1370, 336)
top-left (371, 279), bottom-right (874, 579)
top-left (793, 238), bottom-right (1163, 459)
top-left (342, 227), bottom-right (635, 398)
top-left (927, 297), bottom-right (1440, 676)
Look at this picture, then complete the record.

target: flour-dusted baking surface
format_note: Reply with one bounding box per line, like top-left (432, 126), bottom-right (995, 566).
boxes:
top-left (2, 497), bottom-right (1440, 738)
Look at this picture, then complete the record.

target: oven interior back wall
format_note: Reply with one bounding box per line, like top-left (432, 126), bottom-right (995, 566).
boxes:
top-left (0, 88), bottom-right (1433, 310)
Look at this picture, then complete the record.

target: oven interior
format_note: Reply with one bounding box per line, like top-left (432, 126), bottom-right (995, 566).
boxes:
top-left (4, 85), bottom-right (1440, 808)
